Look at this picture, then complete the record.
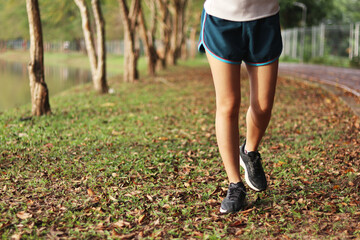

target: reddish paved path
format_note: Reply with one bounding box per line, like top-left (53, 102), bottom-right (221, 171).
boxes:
top-left (279, 63), bottom-right (360, 97)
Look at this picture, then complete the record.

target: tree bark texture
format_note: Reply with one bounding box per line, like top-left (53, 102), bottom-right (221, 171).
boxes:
top-left (138, 1), bottom-right (158, 76)
top-left (189, 26), bottom-right (197, 59)
top-left (91, 0), bottom-right (108, 92)
top-left (156, 0), bottom-right (170, 70)
top-left (167, 0), bottom-right (188, 65)
top-left (118, 0), bottom-right (140, 83)
top-left (26, 0), bottom-right (51, 116)
top-left (74, 0), bottom-right (108, 93)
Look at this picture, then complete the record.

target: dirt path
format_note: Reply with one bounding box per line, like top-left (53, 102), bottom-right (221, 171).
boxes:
top-left (279, 63), bottom-right (360, 116)
top-left (279, 63), bottom-right (360, 97)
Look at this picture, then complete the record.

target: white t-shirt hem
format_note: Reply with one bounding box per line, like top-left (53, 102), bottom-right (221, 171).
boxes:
top-left (204, 0), bottom-right (280, 22)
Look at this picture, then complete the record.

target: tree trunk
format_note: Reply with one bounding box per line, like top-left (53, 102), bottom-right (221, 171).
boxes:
top-left (180, 38), bottom-right (187, 60)
top-left (118, 0), bottom-right (140, 83)
top-left (167, 1), bottom-right (178, 65)
top-left (138, 1), bottom-right (158, 76)
top-left (189, 26), bottom-right (197, 59)
top-left (167, 0), bottom-right (188, 65)
top-left (123, 33), bottom-right (138, 82)
top-left (156, 0), bottom-right (170, 70)
top-left (74, 0), bottom-right (108, 93)
top-left (91, 0), bottom-right (108, 93)
top-left (177, 0), bottom-right (188, 60)
top-left (26, 0), bottom-right (51, 116)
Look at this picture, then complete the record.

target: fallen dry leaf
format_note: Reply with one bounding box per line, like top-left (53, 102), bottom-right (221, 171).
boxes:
top-left (10, 233), bottom-right (22, 240)
top-left (109, 195), bottom-right (118, 201)
top-left (153, 219), bottom-right (160, 226)
top-left (230, 220), bottom-right (245, 227)
top-left (87, 188), bottom-right (95, 197)
top-left (162, 204), bottom-right (171, 209)
top-left (113, 220), bottom-right (131, 229)
top-left (43, 143), bottom-right (54, 149)
top-left (235, 229), bottom-right (245, 236)
top-left (16, 211), bottom-right (32, 220)
top-left (138, 214), bottom-right (146, 224)
top-left (111, 130), bottom-right (122, 136)
top-left (146, 195), bottom-right (153, 202)
top-left (101, 102), bottom-right (115, 107)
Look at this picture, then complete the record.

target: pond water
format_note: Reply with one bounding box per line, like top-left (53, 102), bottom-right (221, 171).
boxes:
top-left (0, 60), bottom-right (92, 112)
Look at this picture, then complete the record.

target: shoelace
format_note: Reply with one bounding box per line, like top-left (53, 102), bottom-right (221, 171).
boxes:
top-left (228, 184), bottom-right (244, 200)
top-left (248, 152), bottom-right (263, 172)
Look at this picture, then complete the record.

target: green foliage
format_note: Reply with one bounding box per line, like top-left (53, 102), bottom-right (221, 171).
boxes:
top-left (279, 0), bottom-right (335, 28)
top-left (279, 0), bottom-right (360, 28)
top-left (40, 0), bottom-right (83, 41)
top-left (0, 0), bottom-right (28, 40)
top-left (327, 0), bottom-right (360, 24)
top-left (187, 0), bottom-right (204, 29)
top-left (308, 56), bottom-right (351, 68)
top-left (103, 0), bottom-right (125, 40)
top-left (350, 56), bottom-right (360, 68)
top-left (0, 0), bottom-right (124, 41)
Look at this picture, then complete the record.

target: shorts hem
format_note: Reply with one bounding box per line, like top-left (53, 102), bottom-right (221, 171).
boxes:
top-left (244, 56), bottom-right (280, 66)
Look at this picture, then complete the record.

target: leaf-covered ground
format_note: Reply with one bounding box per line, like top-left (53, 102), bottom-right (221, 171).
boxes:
top-left (1, 65), bottom-right (359, 239)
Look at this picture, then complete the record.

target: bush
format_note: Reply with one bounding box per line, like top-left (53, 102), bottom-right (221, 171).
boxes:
top-left (308, 56), bottom-right (350, 68)
top-left (350, 56), bottom-right (360, 68)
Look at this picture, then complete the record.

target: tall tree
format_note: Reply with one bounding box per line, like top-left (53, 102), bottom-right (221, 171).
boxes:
top-left (167, 0), bottom-right (188, 65)
top-left (327, 0), bottom-right (360, 24)
top-left (138, 0), bottom-right (158, 76)
top-left (156, 0), bottom-right (171, 70)
top-left (118, 0), bottom-right (140, 82)
top-left (279, 0), bottom-right (335, 28)
top-left (185, 0), bottom-right (203, 59)
top-left (74, 0), bottom-right (108, 93)
top-left (26, 0), bottom-right (51, 116)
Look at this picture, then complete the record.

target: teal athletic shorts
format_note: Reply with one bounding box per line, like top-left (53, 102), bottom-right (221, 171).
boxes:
top-left (198, 9), bottom-right (283, 66)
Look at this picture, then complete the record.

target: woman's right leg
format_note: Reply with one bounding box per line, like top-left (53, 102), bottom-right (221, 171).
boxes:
top-left (206, 52), bottom-right (242, 184)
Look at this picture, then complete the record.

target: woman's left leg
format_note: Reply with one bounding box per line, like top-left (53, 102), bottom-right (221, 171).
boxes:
top-left (245, 60), bottom-right (279, 152)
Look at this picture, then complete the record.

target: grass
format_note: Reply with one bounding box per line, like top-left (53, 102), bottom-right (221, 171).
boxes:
top-left (0, 61), bottom-right (359, 239)
top-left (280, 54), bottom-right (360, 69)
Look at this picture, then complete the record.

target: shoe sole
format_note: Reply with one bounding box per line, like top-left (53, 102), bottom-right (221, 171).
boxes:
top-left (219, 207), bottom-right (241, 214)
top-left (220, 202), bottom-right (247, 214)
top-left (240, 156), bottom-right (264, 192)
top-left (219, 207), bottom-right (228, 213)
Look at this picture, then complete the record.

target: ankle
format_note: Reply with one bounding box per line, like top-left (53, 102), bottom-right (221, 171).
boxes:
top-left (230, 181), bottom-right (242, 185)
top-left (229, 177), bottom-right (242, 184)
top-left (244, 144), bottom-right (256, 153)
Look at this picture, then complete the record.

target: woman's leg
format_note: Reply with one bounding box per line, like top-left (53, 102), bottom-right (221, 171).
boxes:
top-left (245, 60), bottom-right (279, 152)
top-left (206, 52), bottom-right (242, 183)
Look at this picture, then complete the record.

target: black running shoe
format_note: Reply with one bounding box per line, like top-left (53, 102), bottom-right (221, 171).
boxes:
top-left (240, 142), bottom-right (267, 191)
top-left (220, 182), bottom-right (247, 214)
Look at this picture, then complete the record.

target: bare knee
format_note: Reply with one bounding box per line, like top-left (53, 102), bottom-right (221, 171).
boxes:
top-left (217, 98), bottom-right (240, 118)
top-left (250, 103), bottom-right (273, 119)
